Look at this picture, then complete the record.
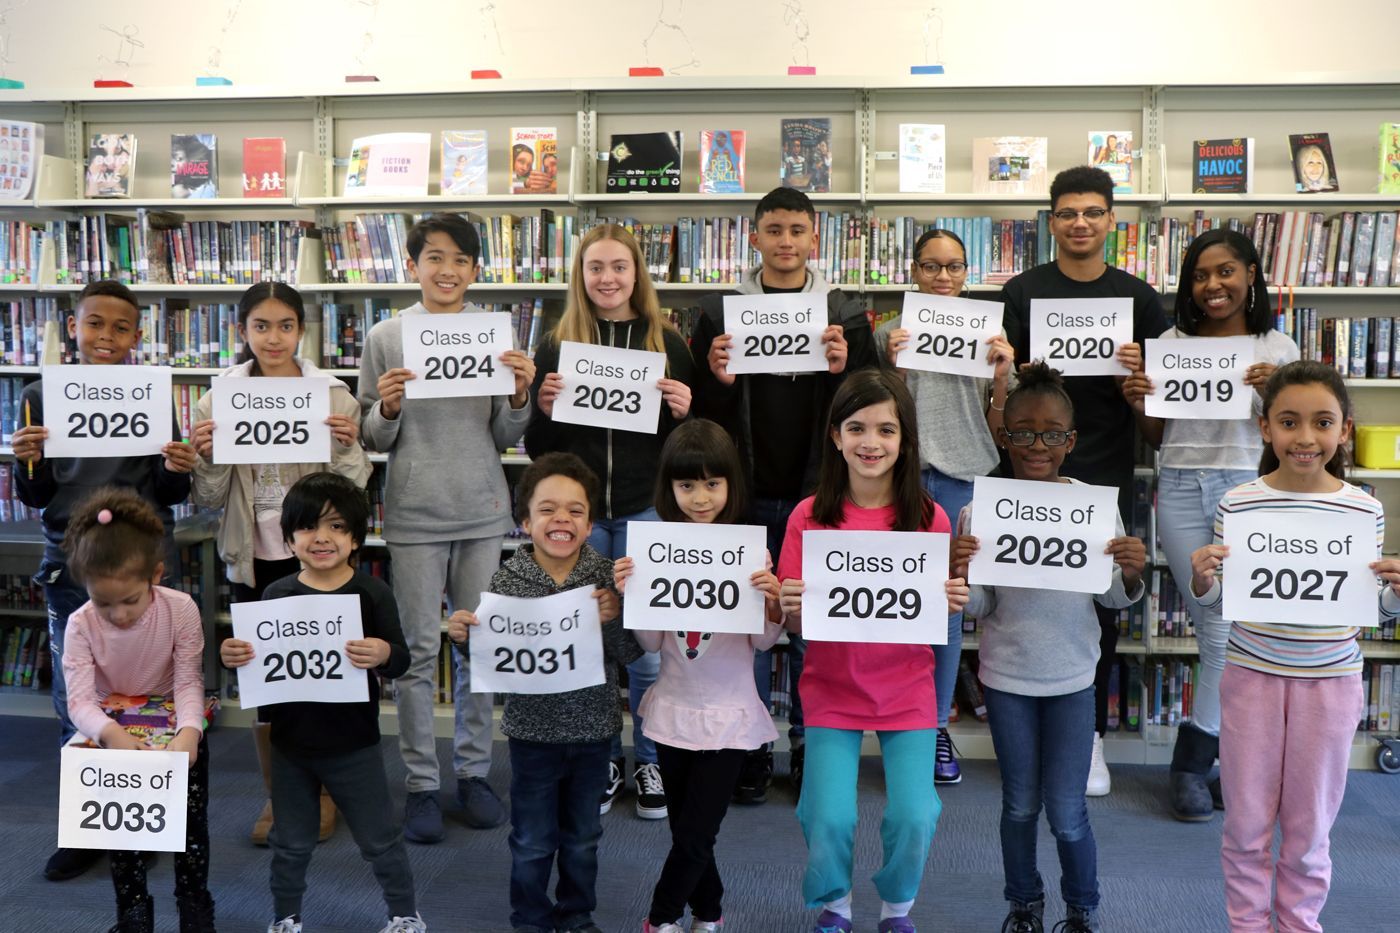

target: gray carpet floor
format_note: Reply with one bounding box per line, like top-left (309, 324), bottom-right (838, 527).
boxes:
top-left (1, 715), bottom-right (1395, 932)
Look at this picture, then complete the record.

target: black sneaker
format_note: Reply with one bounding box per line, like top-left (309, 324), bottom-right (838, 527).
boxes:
top-left (789, 743), bottom-right (805, 796)
top-left (634, 762), bottom-right (667, 819)
top-left (934, 727), bottom-right (962, 785)
top-left (1051, 906), bottom-right (1098, 932)
top-left (599, 756), bottom-right (624, 815)
top-left (733, 748), bottom-right (772, 805)
top-left (43, 846), bottom-right (103, 881)
top-left (1000, 899), bottom-right (1045, 933)
top-left (402, 790), bottom-right (445, 844)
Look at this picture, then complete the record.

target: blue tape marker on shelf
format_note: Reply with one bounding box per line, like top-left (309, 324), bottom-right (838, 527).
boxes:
top-left (196, 77), bottom-right (233, 87)
top-left (910, 65), bottom-right (945, 75)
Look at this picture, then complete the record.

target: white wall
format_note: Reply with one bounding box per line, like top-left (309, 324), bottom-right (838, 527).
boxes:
top-left (1, 0), bottom-right (1394, 91)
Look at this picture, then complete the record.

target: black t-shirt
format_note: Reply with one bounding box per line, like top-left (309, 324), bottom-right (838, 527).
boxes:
top-left (1000, 262), bottom-right (1169, 497)
top-left (750, 282), bottom-right (819, 499)
top-left (256, 571), bottom-right (410, 756)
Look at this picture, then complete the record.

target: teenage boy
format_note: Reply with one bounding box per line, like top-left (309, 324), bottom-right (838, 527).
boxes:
top-left (359, 213), bottom-right (536, 843)
top-left (13, 279), bottom-right (196, 882)
top-left (998, 165), bottom-right (1169, 796)
top-left (690, 186), bottom-right (877, 804)
top-left (447, 452), bottom-right (638, 933)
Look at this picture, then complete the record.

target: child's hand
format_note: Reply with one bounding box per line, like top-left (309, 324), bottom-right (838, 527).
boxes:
top-left (168, 727), bottom-right (200, 767)
top-left (986, 334), bottom-right (1015, 383)
top-left (779, 578), bottom-right (804, 629)
top-left (11, 424), bottom-right (46, 464)
top-left (99, 722), bottom-right (143, 752)
top-left (502, 350), bottom-right (537, 410)
top-left (751, 568), bottom-right (781, 603)
top-left (945, 577), bottom-right (970, 614)
top-left (707, 334), bottom-right (736, 386)
top-left (537, 372), bottom-right (564, 417)
top-left (1106, 535), bottom-right (1147, 587)
top-left (345, 637), bottom-right (390, 669)
top-left (822, 324), bottom-right (849, 375)
top-left (220, 637), bottom-right (254, 668)
top-left (658, 378), bottom-right (692, 419)
top-left (951, 534), bottom-right (980, 580)
top-left (1372, 558), bottom-right (1400, 596)
top-left (594, 588), bottom-right (620, 623)
top-left (885, 327), bottom-right (910, 369)
top-left (377, 367), bottom-right (414, 420)
top-left (191, 419), bottom-right (215, 460)
top-left (162, 441), bottom-right (196, 474)
top-left (326, 413), bottom-right (358, 448)
top-left (1119, 372), bottom-right (1155, 413)
top-left (1115, 341), bottom-right (1143, 374)
top-left (1190, 544), bottom-right (1230, 597)
top-left (446, 609), bottom-right (478, 644)
top-left (613, 557), bottom-right (635, 594)
top-left (1244, 362), bottom-right (1278, 388)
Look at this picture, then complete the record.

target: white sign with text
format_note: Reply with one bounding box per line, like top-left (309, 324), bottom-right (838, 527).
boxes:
top-left (551, 341), bottom-right (666, 434)
top-left (469, 587), bottom-right (607, 694)
top-left (722, 293), bottom-right (828, 375)
top-left (895, 293), bottom-right (1003, 379)
top-left (210, 376), bottom-right (332, 465)
top-left (1030, 298), bottom-right (1132, 376)
top-left (231, 594), bottom-right (368, 707)
top-left (800, 529), bottom-right (950, 644)
top-left (1143, 336), bottom-right (1254, 420)
top-left (624, 521), bottom-right (768, 634)
top-left (967, 476), bottom-right (1117, 593)
top-left (58, 747), bottom-right (189, 852)
top-left (42, 364), bottom-right (172, 458)
top-left (402, 312), bottom-right (516, 399)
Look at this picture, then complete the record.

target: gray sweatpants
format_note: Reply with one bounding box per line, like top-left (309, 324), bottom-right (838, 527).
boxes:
top-left (388, 536), bottom-right (501, 792)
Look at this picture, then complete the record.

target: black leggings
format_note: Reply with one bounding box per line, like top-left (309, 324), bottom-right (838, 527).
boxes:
top-left (648, 743), bottom-right (747, 925)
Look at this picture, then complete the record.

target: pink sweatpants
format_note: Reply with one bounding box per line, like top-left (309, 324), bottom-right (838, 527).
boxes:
top-left (1218, 664), bottom-right (1364, 933)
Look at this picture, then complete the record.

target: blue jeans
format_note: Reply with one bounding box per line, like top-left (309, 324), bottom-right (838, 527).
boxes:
top-left (984, 685), bottom-right (1099, 911)
top-left (921, 466), bottom-right (974, 727)
top-left (750, 496), bottom-right (806, 741)
top-left (1156, 467), bottom-right (1255, 737)
top-left (592, 508), bottom-right (661, 766)
top-left (37, 558), bottom-right (88, 745)
top-left (508, 737), bottom-right (612, 932)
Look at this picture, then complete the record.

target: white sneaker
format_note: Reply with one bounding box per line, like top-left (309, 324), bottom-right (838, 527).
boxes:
top-left (267, 917), bottom-right (302, 933)
top-left (1086, 733), bottom-right (1111, 797)
top-left (691, 919), bottom-right (725, 932)
top-left (378, 913), bottom-right (427, 933)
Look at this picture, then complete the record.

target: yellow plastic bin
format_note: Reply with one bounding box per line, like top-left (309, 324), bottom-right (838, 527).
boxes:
top-left (1356, 425), bottom-right (1400, 469)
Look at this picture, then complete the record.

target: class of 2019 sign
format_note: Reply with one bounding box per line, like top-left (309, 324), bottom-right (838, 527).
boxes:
top-left (800, 529), bottom-right (950, 644)
top-left (1143, 336), bottom-right (1254, 420)
top-left (42, 364), bottom-right (172, 458)
top-left (469, 587), bottom-right (607, 694)
top-left (722, 293), bottom-right (828, 375)
top-left (550, 340), bottom-right (666, 434)
top-left (1030, 298), bottom-right (1132, 377)
top-left (210, 376), bottom-right (332, 465)
top-left (895, 293), bottom-right (1004, 379)
top-left (623, 521), bottom-right (768, 634)
top-left (402, 312), bottom-right (516, 399)
top-left (231, 594), bottom-right (369, 707)
top-left (966, 476), bottom-right (1117, 593)
top-left (58, 746), bottom-right (189, 852)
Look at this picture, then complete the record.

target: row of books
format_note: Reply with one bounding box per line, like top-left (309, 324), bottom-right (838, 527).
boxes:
top-left (0, 463), bottom-right (41, 523)
top-left (1176, 210), bottom-right (1400, 289)
top-left (1365, 662), bottom-right (1400, 733)
top-left (84, 134), bottom-right (287, 200)
top-left (0, 624), bottom-right (49, 689)
top-left (172, 383), bottom-right (209, 444)
top-left (0, 221), bottom-right (41, 284)
top-left (320, 298), bottom-right (549, 371)
top-left (1279, 310), bottom-right (1400, 379)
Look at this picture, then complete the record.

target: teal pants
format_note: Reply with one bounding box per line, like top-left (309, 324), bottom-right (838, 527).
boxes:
top-left (796, 726), bottom-right (941, 907)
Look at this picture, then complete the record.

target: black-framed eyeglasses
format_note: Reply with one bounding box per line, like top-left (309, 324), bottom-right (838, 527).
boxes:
top-left (915, 261), bottom-right (968, 277)
top-left (1050, 208), bottom-right (1109, 222)
top-left (1001, 428), bottom-right (1076, 447)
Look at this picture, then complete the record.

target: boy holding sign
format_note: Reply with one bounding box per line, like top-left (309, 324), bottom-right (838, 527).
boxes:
top-left (998, 166), bottom-right (1169, 796)
top-left (446, 453), bottom-right (637, 933)
top-left (12, 280), bottom-right (195, 883)
top-left (220, 472), bottom-right (422, 933)
top-left (358, 214), bottom-right (535, 841)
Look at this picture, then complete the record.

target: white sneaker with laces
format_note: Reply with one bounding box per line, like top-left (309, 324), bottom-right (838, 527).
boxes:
top-left (634, 761), bottom-right (668, 819)
top-left (691, 919), bottom-right (725, 932)
top-left (378, 912), bottom-right (427, 933)
top-left (267, 917), bottom-right (302, 933)
top-left (1086, 733), bottom-right (1111, 797)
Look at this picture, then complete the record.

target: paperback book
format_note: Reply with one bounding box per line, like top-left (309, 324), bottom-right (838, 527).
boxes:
top-left (971, 136), bottom-right (1048, 195)
top-left (1191, 138), bottom-right (1253, 194)
top-left (780, 118), bottom-right (831, 193)
top-left (1381, 123), bottom-right (1400, 195)
top-left (606, 131), bottom-right (683, 193)
top-left (1088, 130), bottom-right (1133, 193)
top-left (0, 120), bottom-right (40, 200)
top-left (66, 693), bottom-right (220, 748)
top-left (510, 127), bottom-right (558, 195)
top-left (440, 130), bottom-right (488, 196)
top-left (698, 129), bottom-right (745, 194)
top-left (242, 137), bottom-right (286, 198)
top-left (898, 123), bottom-right (946, 194)
top-left (84, 133), bottom-right (137, 198)
top-left (344, 132), bottom-right (431, 197)
top-left (171, 133), bottom-right (218, 199)
top-left (1289, 132), bottom-right (1339, 193)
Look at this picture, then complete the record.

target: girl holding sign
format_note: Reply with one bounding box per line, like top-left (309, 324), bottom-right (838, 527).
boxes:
top-left (1119, 229), bottom-right (1299, 822)
top-left (952, 362), bottom-right (1146, 933)
top-left (613, 420), bottom-right (784, 933)
top-left (60, 487), bottom-right (215, 933)
top-left (526, 223), bottom-right (697, 818)
top-left (876, 227), bottom-right (1015, 786)
top-left (1189, 362), bottom-right (1400, 932)
top-left (776, 369), bottom-right (969, 933)
top-left (192, 282), bottom-right (371, 846)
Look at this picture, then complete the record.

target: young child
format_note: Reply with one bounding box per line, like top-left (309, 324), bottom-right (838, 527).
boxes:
top-left (775, 368), bottom-right (969, 933)
top-left (876, 226), bottom-right (1016, 786)
top-left (13, 279), bottom-right (196, 881)
top-left (446, 452), bottom-right (638, 933)
top-left (220, 472), bottom-right (422, 933)
top-left (1189, 361), bottom-right (1400, 932)
top-left (690, 185), bottom-right (878, 803)
top-left (613, 420), bottom-right (784, 933)
top-left (192, 281), bottom-right (372, 844)
top-left (61, 487), bottom-right (213, 933)
top-left (1119, 229), bottom-right (1300, 821)
top-left (526, 222), bottom-right (695, 819)
top-left (358, 212), bottom-right (535, 842)
top-left (951, 362), bottom-right (1146, 933)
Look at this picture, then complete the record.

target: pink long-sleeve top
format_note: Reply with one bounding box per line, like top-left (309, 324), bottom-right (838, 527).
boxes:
top-left (63, 585), bottom-right (206, 742)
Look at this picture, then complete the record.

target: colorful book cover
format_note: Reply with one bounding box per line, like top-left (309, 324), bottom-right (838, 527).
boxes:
top-left (509, 127), bottom-right (558, 195)
top-left (698, 129), bottom-right (745, 194)
top-left (84, 133), bottom-right (137, 198)
top-left (898, 123), bottom-right (946, 194)
top-left (171, 133), bottom-right (218, 199)
top-left (1087, 129), bottom-right (1133, 193)
top-left (242, 137), bottom-right (286, 198)
top-left (440, 129), bottom-right (488, 196)
top-left (780, 118), bottom-right (831, 193)
top-left (971, 136), bottom-right (1048, 195)
top-left (1289, 132), bottom-right (1340, 193)
top-left (606, 131), bottom-right (683, 193)
top-left (1191, 138), bottom-right (1253, 194)
top-left (65, 693), bottom-right (221, 748)
top-left (344, 132), bottom-right (431, 197)
top-left (0, 120), bottom-right (41, 201)
top-left (1380, 123), bottom-right (1400, 195)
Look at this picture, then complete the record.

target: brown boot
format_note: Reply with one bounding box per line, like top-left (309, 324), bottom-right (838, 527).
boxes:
top-left (318, 789), bottom-right (337, 842)
top-left (250, 799), bottom-right (274, 846)
top-left (251, 722), bottom-right (274, 846)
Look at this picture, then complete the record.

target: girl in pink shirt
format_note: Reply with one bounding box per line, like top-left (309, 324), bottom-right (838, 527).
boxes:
top-left (614, 420), bottom-right (783, 933)
top-left (61, 487), bottom-right (213, 933)
top-left (777, 369), bottom-right (969, 933)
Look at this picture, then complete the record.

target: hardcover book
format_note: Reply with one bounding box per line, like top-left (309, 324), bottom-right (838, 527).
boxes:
top-left (344, 132), bottom-right (431, 197)
top-left (1191, 138), bottom-right (1253, 194)
top-left (0, 120), bottom-right (41, 201)
top-left (1381, 123), bottom-right (1400, 195)
top-left (242, 137), bottom-right (286, 198)
top-left (780, 118), bottom-right (831, 193)
top-left (1289, 132), bottom-right (1340, 193)
top-left (440, 129), bottom-right (488, 196)
top-left (510, 126), bottom-right (558, 195)
top-left (971, 136), bottom-right (1048, 195)
top-left (1087, 130), bottom-right (1133, 193)
top-left (698, 129), bottom-right (745, 194)
top-left (84, 133), bottom-right (137, 198)
top-left (606, 131), bottom-right (683, 193)
top-left (65, 693), bottom-right (221, 748)
top-left (171, 133), bottom-right (218, 199)
top-left (898, 123), bottom-right (946, 194)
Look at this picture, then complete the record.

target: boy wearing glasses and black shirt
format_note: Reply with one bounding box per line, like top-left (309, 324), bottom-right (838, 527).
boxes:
top-left (998, 165), bottom-right (1168, 797)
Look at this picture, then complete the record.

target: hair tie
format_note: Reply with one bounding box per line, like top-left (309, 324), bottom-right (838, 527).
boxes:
top-left (97, 509), bottom-right (113, 525)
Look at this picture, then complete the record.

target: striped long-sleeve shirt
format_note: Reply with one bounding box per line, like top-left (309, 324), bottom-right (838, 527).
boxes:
top-left (1197, 477), bottom-right (1400, 678)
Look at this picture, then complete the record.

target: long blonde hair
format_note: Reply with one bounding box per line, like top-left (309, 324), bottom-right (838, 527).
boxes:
top-left (553, 223), bottom-right (672, 356)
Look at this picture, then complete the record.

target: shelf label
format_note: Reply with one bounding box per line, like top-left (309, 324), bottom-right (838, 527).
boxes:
top-left (58, 747), bottom-right (189, 852)
top-left (469, 586), bottom-right (607, 694)
top-left (722, 293), bottom-right (828, 375)
top-left (1030, 298), bottom-right (1132, 377)
top-left (895, 293), bottom-right (1003, 378)
top-left (800, 529), bottom-right (950, 644)
top-left (231, 594), bottom-right (369, 707)
top-left (1142, 336), bottom-right (1253, 420)
top-left (623, 521), bottom-right (767, 634)
top-left (966, 475), bottom-right (1116, 593)
top-left (550, 340), bottom-right (666, 434)
top-left (402, 312), bottom-right (516, 399)
top-left (42, 365), bottom-right (172, 458)
top-left (210, 376), bottom-right (331, 465)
